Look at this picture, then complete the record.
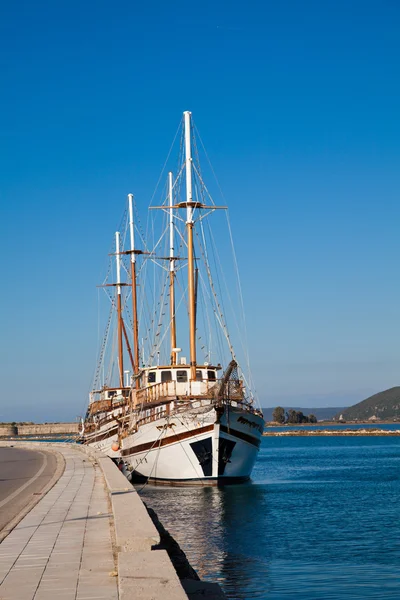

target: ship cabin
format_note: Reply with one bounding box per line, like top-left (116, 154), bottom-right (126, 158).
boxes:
top-left (142, 361), bottom-right (222, 386)
top-left (143, 361), bottom-right (222, 399)
top-left (89, 362), bottom-right (223, 413)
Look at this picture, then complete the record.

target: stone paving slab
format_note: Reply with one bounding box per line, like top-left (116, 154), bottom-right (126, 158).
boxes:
top-left (0, 447), bottom-right (118, 600)
top-left (118, 550), bottom-right (188, 600)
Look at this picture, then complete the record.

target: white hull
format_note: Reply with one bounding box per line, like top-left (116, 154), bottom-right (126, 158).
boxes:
top-left (82, 393), bottom-right (264, 484)
top-left (81, 420), bottom-right (121, 458)
top-left (119, 405), bottom-right (264, 484)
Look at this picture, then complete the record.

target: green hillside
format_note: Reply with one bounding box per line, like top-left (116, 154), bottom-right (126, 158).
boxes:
top-left (336, 387), bottom-right (400, 421)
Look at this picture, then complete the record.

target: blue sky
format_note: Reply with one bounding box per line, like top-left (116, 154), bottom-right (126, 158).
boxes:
top-left (1, 1), bottom-right (399, 421)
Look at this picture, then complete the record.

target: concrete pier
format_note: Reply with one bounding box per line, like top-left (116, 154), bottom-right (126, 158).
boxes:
top-left (0, 442), bottom-right (224, 599)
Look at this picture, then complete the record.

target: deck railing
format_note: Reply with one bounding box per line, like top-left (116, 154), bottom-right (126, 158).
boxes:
top-left (87, 377), bottom-right (261, 431)
top-left (130, 378), bottom-right (244, 406)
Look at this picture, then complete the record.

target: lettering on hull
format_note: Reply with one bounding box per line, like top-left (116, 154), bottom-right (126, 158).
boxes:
top-left (237, 416), bottom-right (264, 434)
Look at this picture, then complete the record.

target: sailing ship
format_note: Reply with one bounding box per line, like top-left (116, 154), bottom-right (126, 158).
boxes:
top-left (81, 111), bottom-right (264, 484)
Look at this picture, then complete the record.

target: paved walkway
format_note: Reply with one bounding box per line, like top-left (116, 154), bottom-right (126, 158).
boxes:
top-left (0, 447), bottom-right (118, 600)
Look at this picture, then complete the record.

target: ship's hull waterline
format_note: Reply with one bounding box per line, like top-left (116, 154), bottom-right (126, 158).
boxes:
top-left (84, 405), bottom-right (264, 485)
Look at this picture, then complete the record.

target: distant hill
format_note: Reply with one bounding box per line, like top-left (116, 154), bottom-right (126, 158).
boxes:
top-left (262, 406), bottom-right (348, 422)
top-left (335, 387), bottom-right (400, 421)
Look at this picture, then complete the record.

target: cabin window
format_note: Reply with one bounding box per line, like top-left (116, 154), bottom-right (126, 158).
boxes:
top-left (161, 371), bottom-right (172, 383)
top-left (108, 391), bottom-right (116, 398)
top-left (196, 370), bottom-right (203, 381)
top-left (176, 370), bottom-right (188, 383)
top-left (148, 371), bottom-right (156, 383)
top-left (208, 370), bottom-right (216, 381)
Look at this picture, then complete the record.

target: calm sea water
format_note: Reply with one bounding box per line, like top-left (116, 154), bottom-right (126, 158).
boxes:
top-left (140, 436), bottom-right (400, 599)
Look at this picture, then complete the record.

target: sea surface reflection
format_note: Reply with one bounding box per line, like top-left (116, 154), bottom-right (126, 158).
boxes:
top-left (139, 436), bottom-right (400, 599)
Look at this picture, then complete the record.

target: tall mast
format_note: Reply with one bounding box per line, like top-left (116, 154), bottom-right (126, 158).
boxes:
top-left (115, 231), bottom-right (124, 388)
top-left (184, 110), bottom-right (197, 381)
top-left (128, 194), bottom-right (140, 385)
top-left (168, 172), bottom-right (177, 365)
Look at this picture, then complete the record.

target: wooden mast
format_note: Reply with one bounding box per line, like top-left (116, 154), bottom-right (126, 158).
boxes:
top-left (128, 194), bottom-right (140, 387)
top-left (168, 172), bottom-right (177, 365)
top-left (184, 111), bottom-right (197, 381)
top-left (115, 231), bottom-right (124, 388)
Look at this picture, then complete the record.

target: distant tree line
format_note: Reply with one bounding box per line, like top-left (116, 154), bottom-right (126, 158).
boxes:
top-left (272, 407), bottom-right (317, 424)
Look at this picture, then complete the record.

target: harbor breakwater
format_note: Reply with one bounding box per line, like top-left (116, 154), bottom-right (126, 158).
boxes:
top-left (0, 423), bottom-right (79, 437)
top-left (0, 426), bottom-right (17, 437)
